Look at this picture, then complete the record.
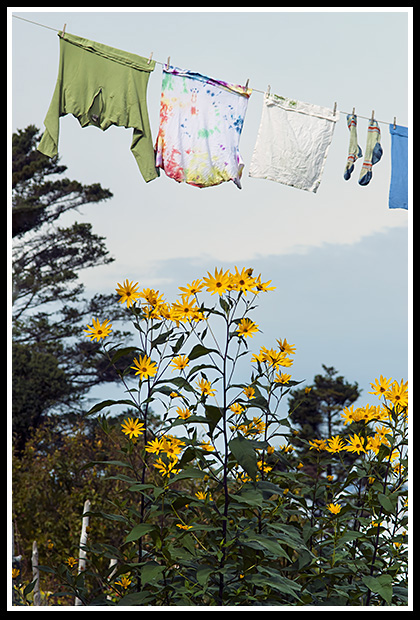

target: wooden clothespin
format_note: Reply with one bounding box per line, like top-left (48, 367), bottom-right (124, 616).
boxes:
top-left (371, 110), bottom-right (375, 121)
top-left (60, 23), bottom-right (66, 38)
top-left (147, 52), bottom-right (153, 65)
top-left (333, 102), bottom-right (337, 115)
top-left (245, 78), bottom-right (249, 89)
top-left (352, 107), bottom-right (355, 116)
top-left (267, 85), bottom-right (271, 95)
top-left (166, 57), bottom-right (170, 70)
top-left (393, 116), bottom-right (397, 129)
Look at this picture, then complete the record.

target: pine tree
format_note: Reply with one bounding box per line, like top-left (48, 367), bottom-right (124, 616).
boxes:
top-left (288, 365), bottom-right (361, 476)
top-left (11, 126), bottom-right (131, 451)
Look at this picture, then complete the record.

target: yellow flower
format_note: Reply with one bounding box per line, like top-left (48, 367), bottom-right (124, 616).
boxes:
top-left (325, 435), bottom-right (346, 453)
top-left (326, 503), bottom-right (342, 515)
top-left (200, 441), bottom-right (215, 452)
top-left (115, 279), bottom-right (142, 307)
top-left (374, 425), bottom-right (392, 445)
top-left (195, 490), bottom-right (213, 501)
top-left (203, 267), bottom-right (231, 295)
top-left (12, 568), bottom-right (20, 579)
top-left (385, 379), bottom-right (408, 409)
top-left (176, 523), bottom-right (193, 530)
top-left (130, 354), bottom-right (157, 380)
top-left (66, 556), bottom-right (78, 568)
top-left (121, 417), bottom-right (145, 440)
top-left (178, 279), bottom-right (205, 298)
top-left (237, 318), bottom-right (259, 339)
top-left (153, 457), bottom-right (181, 477)
top-left (254, 275), bottom-right (276, 292)
top-left (139, 288), bottom-right (165, 308)
top-left (276, 338), bottom-right (296, 356)
top-left (196, 377), bottom-right (216, 397)
top-left (278, 354), bottom-right (293, 368)
top-left (229, 266), bottom-right (257, 295)
top-left (243, 386), bottom-right (255, 400)
top-left (145, 437), bottom-right (164, 455)
top-left (257, 459), bottom-right (273, 473)
top-left (366, 434), bottom-right (382, 454)
top-left (176, 406), bottom-right (191, 420)
top-left (274, 371), bottom-right (292, 384)
top-left (229, 402), bottom-right (244, 415)
top-left (171, 295), bottom-right (202, 322)
top-left (340, 405), bottom-right (355, 425)
top-left (345, 433), bottom-right (365, 454)
top-left (115, 575), bottom-right (131, 589)
top-left (309, 438), bottom-right (327, 451)
top-left (170, 355), bottom-right (190, 372)
top-left (161, 435), bottom-right (185, 459)
top-left (369, 375), bottom-right (393, 398)
top-left (83, 317), bottom-right (112, 342)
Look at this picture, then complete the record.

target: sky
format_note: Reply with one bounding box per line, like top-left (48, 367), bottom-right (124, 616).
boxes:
top-left (9, 8), bottom-right (412, 411)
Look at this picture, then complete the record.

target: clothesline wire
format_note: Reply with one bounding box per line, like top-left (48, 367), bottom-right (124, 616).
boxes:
top-left (12, 13), bottom-right (401, 128)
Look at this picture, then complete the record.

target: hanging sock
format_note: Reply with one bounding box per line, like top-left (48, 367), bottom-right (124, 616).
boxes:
top-left (358, 119), bottom-right (383, 186)
top-left (344, 114), bottom-right (362, 180)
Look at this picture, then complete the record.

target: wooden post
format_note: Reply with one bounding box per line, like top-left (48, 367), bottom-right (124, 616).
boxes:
top-left (75, 499), bottom-right (91, 606)
top-left (31, 541), bottom-right (41, 606)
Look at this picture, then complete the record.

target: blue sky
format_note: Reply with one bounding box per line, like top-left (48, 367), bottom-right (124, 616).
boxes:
top-left (10, 8), bottom-right (412, 408)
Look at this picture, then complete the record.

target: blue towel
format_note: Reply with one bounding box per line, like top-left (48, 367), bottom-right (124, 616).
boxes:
top-left (389, 124), bottom-right (408, 209)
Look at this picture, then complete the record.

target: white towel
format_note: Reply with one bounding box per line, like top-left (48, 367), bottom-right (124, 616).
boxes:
top-left (249, 94), bottom-right (338, 193)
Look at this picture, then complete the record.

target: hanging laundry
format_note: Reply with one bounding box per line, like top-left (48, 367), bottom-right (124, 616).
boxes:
top-left (389, 124), bottom-right (408, 209)
top-left (249, 93), bottom-right (338, 193)
top-left (344, 113), bottom-right (363, 180)
top-left (37, 32), bottom-right (158, 183)
top-left (358, 120), bottom-right (383, 186)
top-left (154, 65), bottom-right (252, 189)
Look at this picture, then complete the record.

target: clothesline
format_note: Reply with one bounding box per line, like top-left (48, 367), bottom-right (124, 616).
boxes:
top-left (12, 13), bottom-right (400, 128)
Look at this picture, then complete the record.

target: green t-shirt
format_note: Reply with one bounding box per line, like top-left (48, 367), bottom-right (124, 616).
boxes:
top-left (38, 32), bottom-right (159, 182)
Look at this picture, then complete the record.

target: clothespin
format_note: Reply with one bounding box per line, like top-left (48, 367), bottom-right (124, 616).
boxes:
top-left (393, 116), bottom-right (397, 129)
top-left (333, 102), bottom-right (337, 115)
top-left (371, 110), bottom-right (375, 121)
top-left (166, 57), bottom-right (170, 70)
top-left (352, 107), bottom-right (355, 116)
top-left (60, 23), bottom-right (66, 38)
top-left (267, 85), bottom-right (271, 95)
top-left (245, 78), bottom-right (249, 89)
top-left (147, 51), bottom-right (153, 65)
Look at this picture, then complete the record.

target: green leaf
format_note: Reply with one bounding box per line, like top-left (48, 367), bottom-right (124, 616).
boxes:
top-left (151, 328), bottom-right (173, 348)
top-left (196, 566), bottom-right (213, 586)
top-left (338, 530), bottom-right (366, 545)
top-left (229, 434), bottom-right (258, 480)
top-left (125, 523), bottom-right (156, 543)
top-left (362, 574), bottom-right (393, 605)
top-left (378, 492), bottom-right (396, 515)
top-left (242, 533), bottom-right (291, 560)
top-left (109, 346), bottom-right (139, 364)
top-left (204, 404), bottom-right (222, 436)
top-left (188, 344), bottom-right (219, 360)
top-left (87, 399), bottom-right (136, 416)
top-left (169, 467), bottom-right (205, 484)
top-left (140, 562), bottom-right (165, 584)
top-left (230, 488), bottom-right (264, 507)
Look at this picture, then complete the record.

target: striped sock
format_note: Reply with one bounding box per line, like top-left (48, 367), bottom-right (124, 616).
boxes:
top-left (359, 120), bottom-right (383, 186)
top-left (344, 114), bottom-right (362, 180)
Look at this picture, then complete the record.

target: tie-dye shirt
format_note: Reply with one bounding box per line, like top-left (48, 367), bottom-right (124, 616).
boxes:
top-left (155, 66), bottom-right (252, 189)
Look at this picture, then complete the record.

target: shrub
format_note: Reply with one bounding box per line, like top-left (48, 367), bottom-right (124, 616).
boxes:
top-left (31, 268), bottom-right (408, 606)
